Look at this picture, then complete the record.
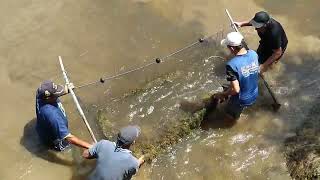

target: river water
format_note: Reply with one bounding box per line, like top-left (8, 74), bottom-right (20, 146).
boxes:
top-left (1, 0), bottom-right (319, 179)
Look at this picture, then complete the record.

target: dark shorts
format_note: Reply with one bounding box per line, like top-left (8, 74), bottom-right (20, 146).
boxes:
top-left (225, 96), bottom-right (244, 119)
top-left (257, 45), bottom-right (287, 64)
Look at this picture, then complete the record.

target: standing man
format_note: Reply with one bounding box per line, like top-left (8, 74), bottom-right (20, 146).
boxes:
top-left (83, 125), bottom-right (145, 180)
top-left (235, 11), bottom-right (288, 73)
top-left (206, 32), bottom-right (259, 120)
top-left (36, 80), bottom-right (92, 151)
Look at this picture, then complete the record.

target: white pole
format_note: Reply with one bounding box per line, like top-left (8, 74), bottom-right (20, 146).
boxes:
top-left (58, 56), bottom-right (98, 143)
top-left (225, 9), bottom-right (240, 33)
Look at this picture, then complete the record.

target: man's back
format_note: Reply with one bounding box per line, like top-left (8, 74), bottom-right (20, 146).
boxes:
top-left (227, 50), bottom-right (259, 106)
top-left (258, 18), bottom-right (288, 52)
top-left (35, 93), bottom-right (70, 149)
top-left (89, 140), bottom-right (139, 180)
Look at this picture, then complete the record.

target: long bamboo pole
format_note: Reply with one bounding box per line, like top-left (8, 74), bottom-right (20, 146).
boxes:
top-left (58, 56), bottom-right (97, 143)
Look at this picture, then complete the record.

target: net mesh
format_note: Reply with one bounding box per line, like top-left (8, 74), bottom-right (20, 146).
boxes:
top-left (68, 29), bottom-right (231, 161)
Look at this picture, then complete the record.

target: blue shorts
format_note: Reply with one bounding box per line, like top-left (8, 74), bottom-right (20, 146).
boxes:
top-left (225, 96), bottom-right (244, 119)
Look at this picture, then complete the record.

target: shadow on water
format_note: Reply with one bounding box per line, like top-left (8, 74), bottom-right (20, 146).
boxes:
top-left (20, 118), bottom-right (73, 166)
top-left (20, 118), bottom-right (96, 179)
top-left (201, 111), bottom-right (237, 130)
top-left (179, 99), bottom-right (238, 130)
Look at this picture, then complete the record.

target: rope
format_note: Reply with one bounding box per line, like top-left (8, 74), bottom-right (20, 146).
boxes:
top-left (74, 34), bottom-right (218, 90)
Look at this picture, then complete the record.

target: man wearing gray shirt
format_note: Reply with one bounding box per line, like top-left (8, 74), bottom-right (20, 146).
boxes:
top-left (83, 125), bottom-right (145, 180)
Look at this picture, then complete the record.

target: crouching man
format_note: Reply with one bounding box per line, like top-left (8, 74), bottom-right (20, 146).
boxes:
top-left (83, 125), bottom-right (145, 180)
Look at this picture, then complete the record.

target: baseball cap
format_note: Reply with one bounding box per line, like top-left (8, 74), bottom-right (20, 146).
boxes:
top-left (220, 32), bottom-right (244, 47)
top-left (250, 11), bottom-right (270, 28)
top-left (117, 125), bottom-right (141, 145)
top-left (38, 80), bottom-right (65, 99)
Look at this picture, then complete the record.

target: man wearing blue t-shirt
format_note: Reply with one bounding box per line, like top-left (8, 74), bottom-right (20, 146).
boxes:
top-left (83, 125), bottom-right (145, 180)
top-left (36, 80), bottom-right (92, 151)
top-left (206, 32), bottom-right (259, 120)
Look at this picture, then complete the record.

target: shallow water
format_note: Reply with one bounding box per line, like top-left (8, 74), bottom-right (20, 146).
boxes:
top-left (1, 0), bottom-right (320, 179)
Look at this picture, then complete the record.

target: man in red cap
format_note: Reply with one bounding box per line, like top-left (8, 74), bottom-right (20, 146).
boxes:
top-left (235, 11), bottom-right (288, 73)
top-left (35, 80), bottom-right (92, 151)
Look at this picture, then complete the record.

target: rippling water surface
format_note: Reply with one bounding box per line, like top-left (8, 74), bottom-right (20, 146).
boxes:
top-left (1, 0), bottom-right (320, 179)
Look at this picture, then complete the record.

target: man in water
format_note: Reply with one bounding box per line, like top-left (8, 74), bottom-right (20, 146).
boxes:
top-left (36, 80), bottom-right (92, 151)
top-left (83, 125), bottom-right (145, 180)
top-left (206, 32), bottom-right (259, 120)
top-left (235, 11), bottom-right (288, 73)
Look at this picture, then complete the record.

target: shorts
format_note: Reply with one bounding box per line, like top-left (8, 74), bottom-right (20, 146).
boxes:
top-left (257, 45), bottom-right (287, 64)
top-left (224, 96), bottom-right (244, 119)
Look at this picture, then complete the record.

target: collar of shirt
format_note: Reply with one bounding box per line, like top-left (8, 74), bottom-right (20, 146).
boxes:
top-left (113, 142), bottom-right (133, 154)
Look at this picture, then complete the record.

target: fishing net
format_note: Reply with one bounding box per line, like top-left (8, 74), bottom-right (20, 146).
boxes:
top-left (70, 29), bottom-right (230, 162)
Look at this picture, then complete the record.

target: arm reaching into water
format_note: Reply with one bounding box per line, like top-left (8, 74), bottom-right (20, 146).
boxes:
top-left (138, 155), bottom-right (145, 167)
top-left (66, 134), bottom-right (92, 149)
top-left (213, 80), bottom-right (240, 101)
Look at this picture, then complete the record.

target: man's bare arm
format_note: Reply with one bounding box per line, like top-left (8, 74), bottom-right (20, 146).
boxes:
top-left (222, 80), bottom-right (240, 96)
top-left (260, 47), bottom-right (282, 73)
top-left (214, 80), bottom-right (240, 100)
top-left (234, 20), bottom-right (252, 27)
top-left (138, 155), bottom-right (145, 167)
top-left (66, 134), bottom-right (92, 149)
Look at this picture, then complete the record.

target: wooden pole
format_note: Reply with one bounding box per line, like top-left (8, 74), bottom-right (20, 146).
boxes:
top-left (58, 56), bottom-right (98, 143)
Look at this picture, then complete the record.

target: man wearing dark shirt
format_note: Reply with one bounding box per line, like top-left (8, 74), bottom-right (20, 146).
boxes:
top-left (206, 32), bottom-right (259, 120)
top-left (235, 11), bottom-right (288, 73)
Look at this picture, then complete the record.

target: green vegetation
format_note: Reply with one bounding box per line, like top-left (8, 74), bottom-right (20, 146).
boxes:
top-left (96, 108), bottom-right (206, 163)
top-left (285, 101), bottom-right (320, 179)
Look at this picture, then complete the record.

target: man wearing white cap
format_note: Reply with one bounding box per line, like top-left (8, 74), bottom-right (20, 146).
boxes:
top-left (206, 32), bottom-right (259, 120)
top-left (36, 80), bottom-right (92, 151)
top-left (234, 11), bottom-right (288, 73)
top-left (83, 125), bottom-right (145, 180)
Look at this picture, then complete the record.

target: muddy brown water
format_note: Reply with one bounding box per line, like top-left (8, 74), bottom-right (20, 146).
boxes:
top-left (1, 0), bottom-right (320, 179)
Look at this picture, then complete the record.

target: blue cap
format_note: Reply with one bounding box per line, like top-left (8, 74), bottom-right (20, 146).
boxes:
top-left (117, 125), bottom-right (141, 145)
top-left (38, 80), bottom-right (65, 99)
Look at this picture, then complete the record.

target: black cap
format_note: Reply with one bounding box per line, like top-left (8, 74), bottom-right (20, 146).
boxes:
top-left (250, 11), bottom-right (270, 28)
top-left (117, 125), bottom-right (141, 145)
top-left (38, 80), bottom-right (65, 99)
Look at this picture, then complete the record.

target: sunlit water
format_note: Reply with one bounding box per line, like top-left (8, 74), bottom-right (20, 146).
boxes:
top-left (1, 0), bottom-right (320, 179)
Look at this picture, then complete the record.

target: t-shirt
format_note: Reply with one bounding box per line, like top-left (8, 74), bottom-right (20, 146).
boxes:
top-left (257, 18), bottom-right (288, 54)
top-left (88, 140), bottom-right (139, 180)
top-left (35, 91), bottom-right (70, 151)
top-left (226, 50), bottom-right (259, 106)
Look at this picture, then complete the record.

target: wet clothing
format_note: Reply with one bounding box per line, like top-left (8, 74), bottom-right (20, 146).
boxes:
top-left (225, 96), bottom-right (245, 119)
top-left (226, 50), bottom-right (259, 106)
top-left (88, 140), bottom-right (139, 180)
top-left (35, 91), bottom-right (70, 151)
top-left (225, 50), bottom-right (259, 118)
top-left (257, 18), bottom-right (288, 64)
